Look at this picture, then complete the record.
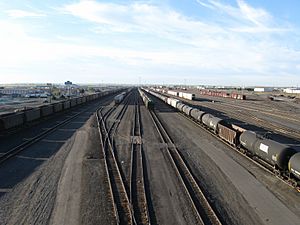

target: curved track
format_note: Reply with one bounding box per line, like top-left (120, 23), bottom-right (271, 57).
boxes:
top-left (96, 90), bottom-right (152, 225)
top-left (97, 104), bottom-right (134, 225)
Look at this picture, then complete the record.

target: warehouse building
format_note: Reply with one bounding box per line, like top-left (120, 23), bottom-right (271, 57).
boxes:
top-left (283, 88), bottom-right (300, 94)
top-left (254, 87), bottom-right (274, 92)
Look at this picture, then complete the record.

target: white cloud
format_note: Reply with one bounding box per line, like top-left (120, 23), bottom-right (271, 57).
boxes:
top-left (6, 9), bottom-right (46, 18)
top-left (196, 0), bottom-right (289, 33)
top-left (0, 1), bottom-right (299, 85)
top-left (237, 0), bottom-right (271, 26)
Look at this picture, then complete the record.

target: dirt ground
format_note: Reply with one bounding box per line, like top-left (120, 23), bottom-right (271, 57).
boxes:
top-left (0, 115), bottom-right (114, 225)
top-left (1, 89), bottom-right (299, 225)
top-left (149, 94), bottom-right (300, 225)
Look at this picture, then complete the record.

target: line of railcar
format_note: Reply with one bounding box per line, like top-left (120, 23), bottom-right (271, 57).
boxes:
top-left (143, 88), bottom-right (300, 191)
top-left (138, 88), bottom-right (154, 110)
top-left (167, 90), bottom-right (195, 100)
top-left (199, 89), bottom-right (246, 100)
top-left (0, 89), bottom-right (121, 132)
top-left (114, 91), bottom-right (128, 104)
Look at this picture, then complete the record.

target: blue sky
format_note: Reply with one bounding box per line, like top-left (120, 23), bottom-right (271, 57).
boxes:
top-left (0, 0), bottom-right (300, 86)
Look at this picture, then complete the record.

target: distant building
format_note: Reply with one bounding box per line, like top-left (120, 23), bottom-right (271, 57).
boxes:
top-left (254, 87), bottom-right (274, 92)
top-left (283, 88), bottom-right (300, 94)
top-left (0, 88), bottom-right (31, 95)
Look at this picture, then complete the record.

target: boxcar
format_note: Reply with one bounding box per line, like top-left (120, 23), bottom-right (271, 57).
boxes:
top-left (25, 108), bottom-right (41, 122)
top-left (53, 102), bottom-right (63, 113)
top-left (181, 92), bottom-right (195, 100)
top-left (217, 123), bottom-right (237, 145)
top-left (41, 105), bottom-right (54, 117)
top-left (167, 98), bottom-right (180, 108)
top-left (70, 98), bottom-right (77, 107)
top-left (0, 112), bottom-right (25, 130)
top-left (63, 100), bottom-right (71, 110)
top-left (168, 90), bottom-right (178, 97)
top-left (76, 97), bottom-right (82, 105)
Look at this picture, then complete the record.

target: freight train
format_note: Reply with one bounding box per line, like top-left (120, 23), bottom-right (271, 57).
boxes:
top-left (140, 88), bottom-right (300, 190)
top-left (138, 88), bottom-right (154, 110)
top-left (199, 89), bottom-right (246, 100)
top-left (114, 91), bottom-right (127, 104)
top-left (0, 89), bottom-right (122, 132)
top-left (167, 90), bottom-right (195, 100)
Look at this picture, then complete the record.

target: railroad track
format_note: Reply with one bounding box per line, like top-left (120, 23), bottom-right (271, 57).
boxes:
top-left (148, 108), bottom-right (222, 225)
top-left (0, 99), bottom-right (107, 165)
top-left (169, 94), bottom-right (300, 141)
top-left (176, 111), bottom-right (300, 192)
top-left (130, 93), bottom-right (151, 225)
top-left (97, 106), bottom-right (134, 225)
top-left (208, 100), bottom-right (300, 124)
top-left (151, 91), bottom-right (300, 192)
top-left (104, 92), bottom-right (132, 195)
top-left (199, 101), bottom-right (300, 140)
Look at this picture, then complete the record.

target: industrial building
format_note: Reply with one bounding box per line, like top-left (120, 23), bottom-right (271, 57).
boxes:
top-left (254, 87), bottom-right (274, 92)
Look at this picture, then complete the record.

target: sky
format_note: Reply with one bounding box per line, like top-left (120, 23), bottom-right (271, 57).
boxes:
top-left (0, 0), bottom-right (300, 86)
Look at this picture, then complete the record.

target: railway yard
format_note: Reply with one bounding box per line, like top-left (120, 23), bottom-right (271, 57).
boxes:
top-left (0, 87), bottom-right (299, 225)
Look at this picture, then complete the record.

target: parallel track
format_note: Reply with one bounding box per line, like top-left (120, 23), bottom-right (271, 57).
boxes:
top-left (96, 108), bottom-right (119, 224)
top-left (148, 108), bottom-right (222, 225)
top-left (199, 101), bottom-right (300, 139)
top-left (175, 94), bottom-right (300, 140)
top-left (130, 92), bottom-right (151, 225)
top-left (97, 105), bottom-right (134, 225)
top-left (0, 98), bottom-right (110, 165)
top-left (176, 111), bottom-right (300, 192)
top-left (106, 92), bottom-right (132, 195)
top-left (171, 94), bottom-right (300, 142)
top-left (151, 91), bottom-right (300, 191)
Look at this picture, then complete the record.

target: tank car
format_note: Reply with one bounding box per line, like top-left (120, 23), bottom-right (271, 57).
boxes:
top-left (201, 114), bottom-right (223, 133)
top-left (289, 152), bottom-right (300, 180)
top-left (183, 106), bottom-right (193, 116)
top-left (190, 109), bottom-right (206, 122)
top-left (114, 92), bottom-right (126, 104)
top-left (176, 102), bottom-right (185, 112)
top-left (240, 131), bottom-right (297, 170)
top-left (239, 130), bottom-right (258, 152)
top-left (254, 139), bottom-right (296, 170)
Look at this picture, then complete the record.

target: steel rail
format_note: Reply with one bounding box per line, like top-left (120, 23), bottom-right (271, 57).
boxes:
top-left (149, 108), bottom-right (222, 225)
top-left (98, 106), bottom-right (135, 225)
top-left (96, 107), bottom-right (119, 224)
top-left (0, 100), bottom-right (105, 165)
top-left (177, 111), bottom-right (300, 192)
top-left (161, 91), bottom-right (300, 140)
top-left (130, 91), bottom-right (151, 225)
top-left (149, 91), bottom-right (300, 192)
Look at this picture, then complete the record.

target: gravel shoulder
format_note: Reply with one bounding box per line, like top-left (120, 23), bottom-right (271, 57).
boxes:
top-left (151, 96), bottom-right (300, 225)
top-left (0, 107), bottom-right (115, 225)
